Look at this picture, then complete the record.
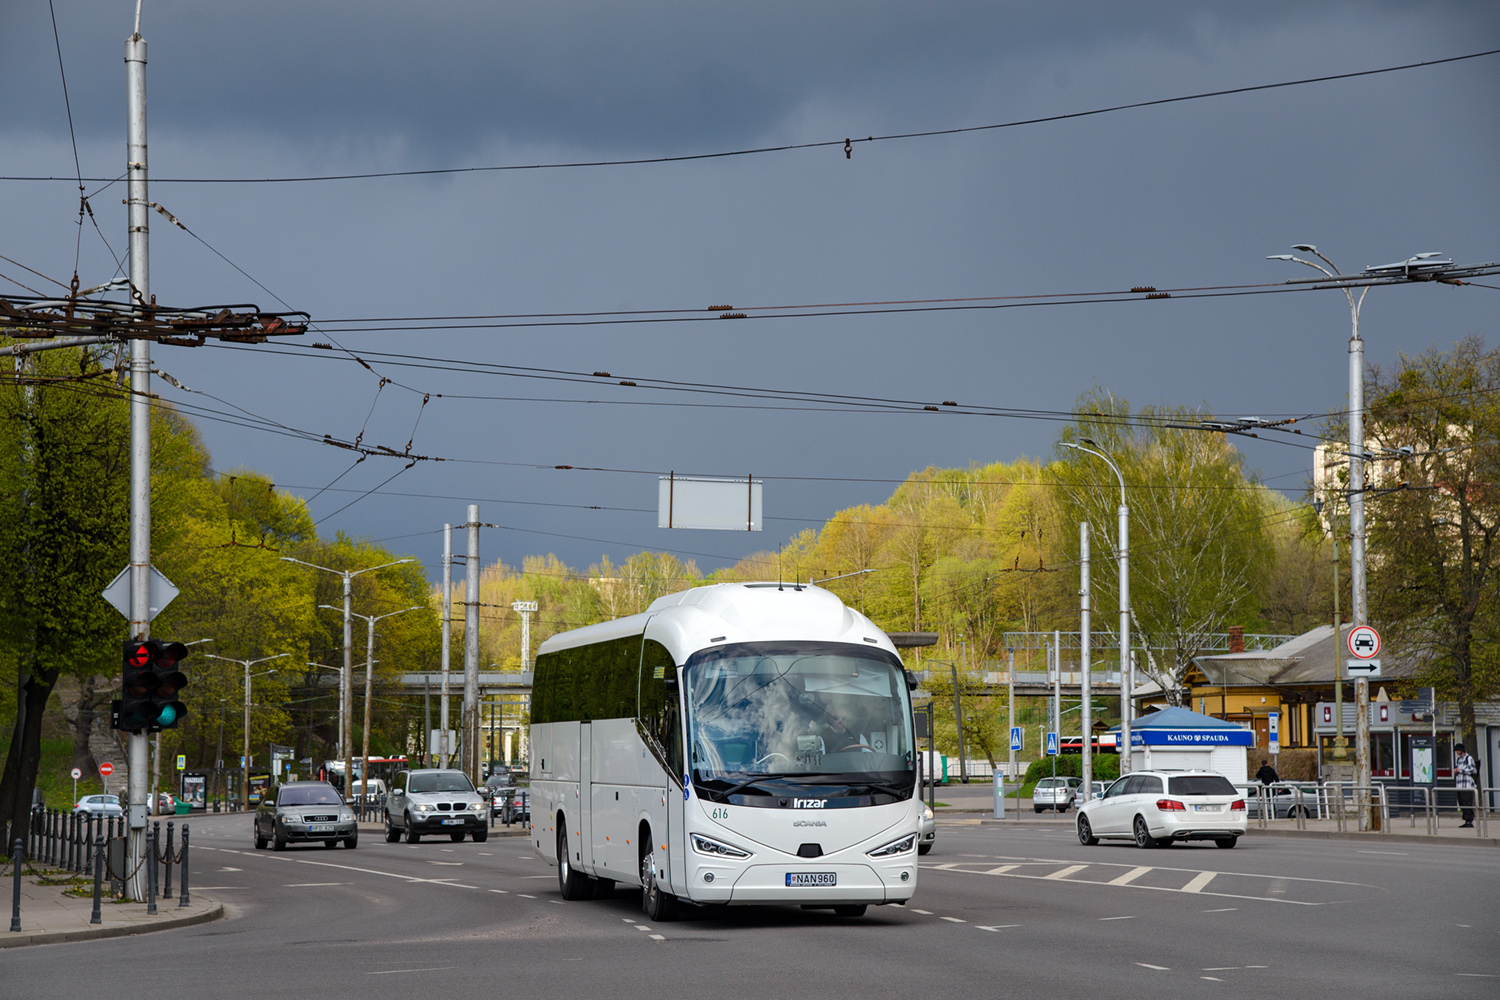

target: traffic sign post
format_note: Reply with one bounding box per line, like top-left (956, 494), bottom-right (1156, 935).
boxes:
top-left (71, 767), bottom-right (82, 804)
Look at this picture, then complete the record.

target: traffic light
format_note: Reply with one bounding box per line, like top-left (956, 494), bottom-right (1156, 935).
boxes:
top-left (115, 639), bottom-right (190, 732)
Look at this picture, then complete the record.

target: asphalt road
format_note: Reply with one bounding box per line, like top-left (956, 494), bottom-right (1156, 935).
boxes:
top-left (6, 812), bottom-right (1496, 999)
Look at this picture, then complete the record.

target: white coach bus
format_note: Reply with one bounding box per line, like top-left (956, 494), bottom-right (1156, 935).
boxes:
top-left (529, 582), bottom-right (921, 920)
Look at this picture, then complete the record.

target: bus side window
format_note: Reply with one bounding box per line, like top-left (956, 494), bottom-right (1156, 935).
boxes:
top-left (639, 640), bottom-right (682, 773)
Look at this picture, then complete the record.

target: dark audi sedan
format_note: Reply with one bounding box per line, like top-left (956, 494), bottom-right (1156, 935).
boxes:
top-left (254, 780), bottom-right (358, 850)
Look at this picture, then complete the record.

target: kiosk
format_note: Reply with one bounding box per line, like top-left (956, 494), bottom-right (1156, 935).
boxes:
top-left (1109, 707), bottom-right (1252, 783)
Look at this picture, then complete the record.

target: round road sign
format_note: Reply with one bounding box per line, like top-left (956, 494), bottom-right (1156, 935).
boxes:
top-left (1347, 624), bottom-right (1381, 659)
top-left (98, 762), bottom-right (115, 777)
top-left (71, 767), bottom-right (82, 780)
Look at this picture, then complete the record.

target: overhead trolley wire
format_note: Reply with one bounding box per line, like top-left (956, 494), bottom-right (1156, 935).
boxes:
top-left (3, 48), bottom-right (1495, 186)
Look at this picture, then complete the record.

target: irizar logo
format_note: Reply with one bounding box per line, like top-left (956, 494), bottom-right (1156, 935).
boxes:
top-left (792, 798), bottom-right (827, 809)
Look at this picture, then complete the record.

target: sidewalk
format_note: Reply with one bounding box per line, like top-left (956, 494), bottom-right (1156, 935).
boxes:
top-left (2, 865), bottom-right (223, 949)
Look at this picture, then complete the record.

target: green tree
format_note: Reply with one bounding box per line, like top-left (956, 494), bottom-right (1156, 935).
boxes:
top-left (1363, 336), bottom-right (1500, 753)
top-left (1053, 388), bottom-right (1275, 705)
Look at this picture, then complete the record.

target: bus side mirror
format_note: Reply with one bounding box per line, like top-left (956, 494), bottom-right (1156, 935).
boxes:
top-left (905, 670), bottom-right (919, 692)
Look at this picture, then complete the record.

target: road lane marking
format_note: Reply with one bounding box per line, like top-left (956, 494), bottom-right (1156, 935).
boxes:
top-left (193, 886), bottom-right (244, 890)
top-left (284, 882), bottom-right (348, 887)
top-left (636, 925), bottom-right (652, 931)
top-left (1201, 977), bottom-right (1223, 982)
top-left (940, 916), bottom-right (966, 923)
top-left (1044, 864), bottom-right (1088, 881)
top-left (518, 894), bottom-right (536, 898)
top-left (1203, 908), bottom-right (1237, 912)
top-left (1203, 967), bottom-right (1241, 971)
top-left (985, 865), bottom-right (1019, 875)
top-left (1108, 866), bottom-right (1152, 886)
top-left (1099, 915), bottom-right (1135, 921)
top-left (1181, 871), bottom-right (1217, 893)
top-left (366, 968), bottom-right (455, 975)
top-left (1136, 963), bottom-right (1170, 971)
top-left (977, 925), bottom-right (1021, 931)
top-left (218, 866), bottom-right (242, 872)
top-left (1356, 850), bottom-right (1408, 856)
top-left (426, 861), bottom-right (464, 866)
top-left (911, 909), bottom-right (933, 915)
top-left (488, 889), bottom-right (509, 894)
top-left (649, 934), bottom-right (665, 941)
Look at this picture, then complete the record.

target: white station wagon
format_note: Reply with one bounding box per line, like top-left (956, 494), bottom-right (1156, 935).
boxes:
top-left (1076, 769), bottom-right (1246, 849)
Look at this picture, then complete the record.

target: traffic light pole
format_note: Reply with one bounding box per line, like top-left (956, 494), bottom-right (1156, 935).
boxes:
top-left (124, 11), bottom-right (152, 905)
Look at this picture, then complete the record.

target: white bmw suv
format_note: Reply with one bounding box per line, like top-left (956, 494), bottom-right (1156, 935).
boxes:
top-left (1076, 770), bottom-right (1246, 849)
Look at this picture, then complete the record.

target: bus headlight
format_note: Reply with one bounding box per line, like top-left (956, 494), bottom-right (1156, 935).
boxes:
top-left (867, 834), bottom-right (916, 858)
top-left (691, 833), bottom-right (751, 859)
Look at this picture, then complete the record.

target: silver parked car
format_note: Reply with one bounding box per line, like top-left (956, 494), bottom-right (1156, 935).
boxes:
top-left (1032, 776), bottom-right (1082, 813)
top-left (384, 768), bottom-right (489, 844)
top-left (1072, 780), bottom-right (1107, 810)
top-left (254, 780), bottom-right (358, 850)
top-left (74, 794), bottom-right (123, 818)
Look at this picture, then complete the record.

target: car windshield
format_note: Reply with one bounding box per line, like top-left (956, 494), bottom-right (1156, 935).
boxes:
top-left (685, 641), bottom-right (914, 802)
top-left (279, 786), bottom-right (343, 806)
top-left (409, 771), bottom-right (474, 794)
top-left (1169, 775), bottom-right (1238, 796)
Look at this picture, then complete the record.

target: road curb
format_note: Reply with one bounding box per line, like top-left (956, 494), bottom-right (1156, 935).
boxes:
top-left (0, 899), bottom-right (225, 950)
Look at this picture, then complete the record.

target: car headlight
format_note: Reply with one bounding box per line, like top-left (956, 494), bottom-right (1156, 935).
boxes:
top-left (339, 811), bottom-right (354, 822)
top-left (415, 803), bottom-right (433, 813)
top-left (470, 802), bottom-right (485, 812)
top-left (867, 834), bottom-right (917, 858)
top-left (690, 833), bottom-right (751, 858)
top-left (922, 804), bottom-right (934, 820)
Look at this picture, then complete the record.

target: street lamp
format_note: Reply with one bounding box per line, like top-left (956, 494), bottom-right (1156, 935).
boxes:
top-left (1062, 439), bottom-right (1131, 774)
top-left (333, 605), bottom-right (424, 801)
top-left (282, 556), bottom-right (414, 811)
top-left (204, 652), bottom-right (291, 809)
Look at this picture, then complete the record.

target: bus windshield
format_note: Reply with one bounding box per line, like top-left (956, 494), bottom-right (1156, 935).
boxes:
top-left (685, 641), bottom-right (914, 804)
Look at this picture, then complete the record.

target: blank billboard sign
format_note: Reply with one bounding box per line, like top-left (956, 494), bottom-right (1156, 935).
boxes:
top-left (658, 474), bottom-right (762, 531)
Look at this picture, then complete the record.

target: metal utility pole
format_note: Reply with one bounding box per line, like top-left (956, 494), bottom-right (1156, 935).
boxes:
top-left (441, 524), bottom-right (453, 769)
top-left (123, 7), bottom-right (151, 902)
top-left (348, 606), bottom-right (422, 801)
top-left (1052, 630), bottom-right (1062, 748)
top-left (1062, 440), bottom-right (1130, 772)
top-left (1080, 522), bottom-right (1093, 802)
top-left (1006, 648), bottom-right (1016, 796)
top-left (463, 506), bottom-right (481, 784)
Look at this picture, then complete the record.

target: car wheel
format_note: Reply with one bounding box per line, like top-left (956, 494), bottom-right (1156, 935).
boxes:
top-left (253, 820), bottom-right (267, 850)
top-left (384, 813), bottom-right (400, 843)
top-left (557, 825), bottom-right (594, 900)
top-left (1077, 816), bottom-right (1099, 846)
top-left (343, 831), bottom-right (358, 849)
top-left (324, 839), bottom-right (337, 849)
top-left (404, 813), bottom-right (421, 844)
top-left (1132, 815), bottom-right (1158, 849)
top-left (917, 843), bottom-right (932, 856)
top-left (833, 904), bottom-right (867, 917)
top-left (1034, 805), bottom-right (1044, 813)
top-left (472, 828), bottom-right (488, 843)
top-left (1214, 837), bottom-right (1238, 849)
top-left (640, 838), bottom-right (677, 921)
top-left (450, 832), bottom-right (465, 842)
top-left (273, 822), bottom-right (288, 852)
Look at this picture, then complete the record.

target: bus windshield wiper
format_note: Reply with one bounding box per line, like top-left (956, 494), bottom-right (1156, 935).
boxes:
top-left (718, 775), bottom-right (780, 798)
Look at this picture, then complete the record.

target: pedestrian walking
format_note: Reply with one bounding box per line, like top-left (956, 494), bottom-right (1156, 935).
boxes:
top-left (1454, 743), bottom-right (1479, 828)
top-left (1255, 762), bottom-right (1279, 786)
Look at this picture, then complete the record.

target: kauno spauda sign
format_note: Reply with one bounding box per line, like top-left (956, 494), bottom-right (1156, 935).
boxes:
top-left (1131, 729), bottom-right (1254, 747)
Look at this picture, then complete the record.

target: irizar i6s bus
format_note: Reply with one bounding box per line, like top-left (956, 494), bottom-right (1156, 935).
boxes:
top-left (530, 582), bottom-right (920, 920)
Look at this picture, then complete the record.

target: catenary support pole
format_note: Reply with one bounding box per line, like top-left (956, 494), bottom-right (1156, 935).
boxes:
top-left (441, 524), bottom-right (452, 769)
top-left (464, 506), bottom-right (481, 783)
top-left (124, 9), bottom-right (152, 905)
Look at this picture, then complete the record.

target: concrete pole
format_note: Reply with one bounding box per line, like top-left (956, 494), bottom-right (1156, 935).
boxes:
top-left (464, 506), bottom-right (481, 783)
top-left (1081, 522), bottom-right (1093, 802)
top-left (124, 12), bottom-right (151, 902)
top-left (1347, 301), bottom-right (1374, 823)
top-left (1053, 629), bottom-right (1062, 746)
top-left (242, 661), bottom-right (250, 810)
top-left (440, 524), bottom-right (452, 769)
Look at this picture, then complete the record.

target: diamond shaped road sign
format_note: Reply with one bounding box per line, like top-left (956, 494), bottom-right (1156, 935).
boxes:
top-left (101, 565), bottom-right (179, 621)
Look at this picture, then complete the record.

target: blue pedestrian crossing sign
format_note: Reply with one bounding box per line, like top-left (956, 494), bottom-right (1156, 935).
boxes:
top-left (1010, 727), bottom-right (1023, 752)
top-left (1046, 732), bottom-right (1059, 756)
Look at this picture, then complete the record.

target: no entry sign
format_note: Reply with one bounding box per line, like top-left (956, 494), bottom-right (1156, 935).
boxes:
top-left (98, 762), bottom-right (115, 777)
